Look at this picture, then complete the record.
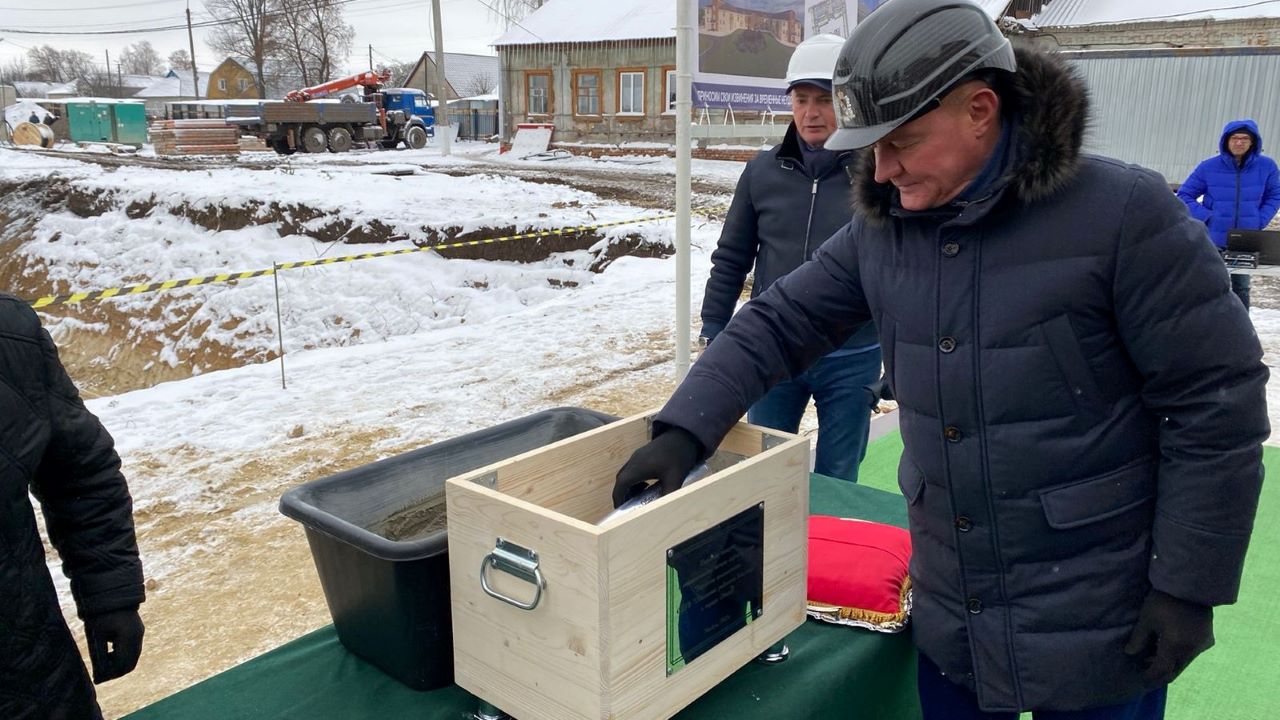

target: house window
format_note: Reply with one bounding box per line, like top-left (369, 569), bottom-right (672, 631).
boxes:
top-left (664, 68), bottom-right (677, 113)
top-left (238, 78), bottom-right (248, 92)
top-left (218, 78), bottom-right (227, 91)
top-left (617, 70), bottom-right (644, 115)
top-left (573, 70), bottom-right (600, 117)
top-left (526, 71), bottom-right (550, 115)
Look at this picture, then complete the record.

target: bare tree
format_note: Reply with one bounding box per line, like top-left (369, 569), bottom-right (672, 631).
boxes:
top-left (167, 49), bottom-right (193, 72)
top-left (25, 46), bottom-right (96, 85)
top-left (205, 0), bottom-right (274, 98)
top-left (270, 0), bottom-right (353, 87)
top-left (463, 72), bottom-right (496, 97)
top-left (120, 41), bottom-right (163, 76)
top-left (489, 0), bottom-right (547, 26)
top-left (0, 57), bottom-right (31, 86)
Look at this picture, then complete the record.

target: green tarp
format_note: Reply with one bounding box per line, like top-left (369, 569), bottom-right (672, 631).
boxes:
top-left (126, 476), bottom-right (920, 720)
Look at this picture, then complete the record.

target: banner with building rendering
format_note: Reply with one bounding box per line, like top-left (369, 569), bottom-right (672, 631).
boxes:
top-left (688, 0), bottom-right (890, 111)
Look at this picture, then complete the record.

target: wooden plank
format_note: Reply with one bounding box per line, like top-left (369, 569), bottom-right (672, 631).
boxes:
top-left (602, 435), bottom-right (809, 719)
top-left (447, 479), bottom-right (605, 720)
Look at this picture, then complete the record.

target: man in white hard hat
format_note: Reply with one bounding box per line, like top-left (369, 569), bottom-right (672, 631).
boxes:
top-left (693, 33), bottom-right (880, 484)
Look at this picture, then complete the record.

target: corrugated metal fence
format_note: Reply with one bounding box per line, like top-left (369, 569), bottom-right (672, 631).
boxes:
top-left (1062, 47), bottom-right (1280, 184)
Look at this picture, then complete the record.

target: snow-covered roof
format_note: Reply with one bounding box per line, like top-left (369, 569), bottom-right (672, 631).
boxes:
top-left (973, 0), bottom-right (1011, 20)
top-left (13, 80), bottom-right (78, 98)
top-left (493, 0), bottom-right (676, 46)
top-left (439, 53), bottom-right (500, 96)
top-left (120, 73), bottom-right (167, 91)
top-left (165, 69), bottom-right (214, 97)
top-left (1033, 0), bottom-right (1280, 28)
top-left (134, 76), bottom-right (182, 98)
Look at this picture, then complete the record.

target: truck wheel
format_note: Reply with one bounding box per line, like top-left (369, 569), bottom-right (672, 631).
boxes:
top-left (327, 127), bottom-right (353, 153)
top-left (404, 125), bottom-right (428, 150)
top-left (301, 126), bottom-right (328, 153)
top-left (272, 137), bottom-right (295, 155)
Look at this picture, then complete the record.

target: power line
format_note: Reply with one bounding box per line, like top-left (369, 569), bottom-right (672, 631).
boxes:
top-left (468, 0), bottom-right (544, 43)
top-left (0, 0), bottom-right (371, 36)
top-left (0, 0), bottom-right (184, 10)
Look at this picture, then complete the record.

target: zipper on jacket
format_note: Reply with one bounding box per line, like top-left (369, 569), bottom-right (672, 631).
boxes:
top-left (1235, 167), bottom-right (1242, 229)
top-left (803, 178), bottom-right (819, 258)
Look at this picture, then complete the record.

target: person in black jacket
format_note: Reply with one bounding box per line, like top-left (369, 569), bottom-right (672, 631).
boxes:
top-left (0, 294), bottom-right (146, 719)
top-left (616, 1), bottom-right (1267, 718)
top-left (699, 33), bottom-right (880, 483)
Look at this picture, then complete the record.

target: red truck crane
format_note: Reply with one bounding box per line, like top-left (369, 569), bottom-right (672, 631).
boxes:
top-left (232, 69), bottom-right (435, 154)
top-left (283, 69), bottom-right (392, 102)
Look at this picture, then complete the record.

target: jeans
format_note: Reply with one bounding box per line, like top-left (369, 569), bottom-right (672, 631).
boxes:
top-left (747, 347), bottom-right (882, 482)
top-left (1231, 272), bottom-right (1251, 310)
top-left (917, 654), bottom-right (1167, 720)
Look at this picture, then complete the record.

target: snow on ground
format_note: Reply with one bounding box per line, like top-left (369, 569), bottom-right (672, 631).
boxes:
top-left (6, 141), bottom-right (1280, 714)
top-left (2, 143), bottom-right (703, 378)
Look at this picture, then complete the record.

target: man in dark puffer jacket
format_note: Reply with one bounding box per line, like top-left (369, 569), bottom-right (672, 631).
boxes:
top-left (0, 294), bottom-right (146, 718)
top-left (614, 1), bottom-right (1268, 717)
top-left (699, 33), bottom-right (880, 483)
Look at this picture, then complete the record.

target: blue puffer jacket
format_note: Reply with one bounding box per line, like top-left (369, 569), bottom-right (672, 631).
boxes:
top-left (657, 50), bottom-right (1269, 712)
top-left (1176, 119), bottom-right (1280, 247)
top-left (701, 123), bottom-right (878, 351)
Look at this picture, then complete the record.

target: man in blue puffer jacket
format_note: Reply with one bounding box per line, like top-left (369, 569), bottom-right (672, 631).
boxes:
top-left (1176, 119), bottom-right (1280, 309)
top-left (699, 33), bottom-right (879, 483)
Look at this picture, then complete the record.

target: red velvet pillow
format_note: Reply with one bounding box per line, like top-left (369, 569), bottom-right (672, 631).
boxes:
top-left (806, 515), bottom-right (913, 632)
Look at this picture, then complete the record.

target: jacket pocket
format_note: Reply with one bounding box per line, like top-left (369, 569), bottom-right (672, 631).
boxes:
top-left (1040, 314), bottom-right (1106, 417)
top-left (898, 457), bottom-right (925, 506)
top-left (1039, 458), bottom-right (1156, 530)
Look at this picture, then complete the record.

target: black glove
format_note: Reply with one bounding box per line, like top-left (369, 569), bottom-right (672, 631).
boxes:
top-left (612, 426), bottom-right (702, 508)
top-left (863, 375), bottom-right (893, 410)
top-left (85, 608), bottom-right (145, 684)
top-left (1123, 589), bottom-right (1214, 687)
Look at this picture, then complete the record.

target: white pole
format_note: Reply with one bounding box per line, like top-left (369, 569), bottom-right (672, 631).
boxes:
top-left (675, 0), bottom-right (693, 381)
top-left (431, 0), bottom-right (452, 156)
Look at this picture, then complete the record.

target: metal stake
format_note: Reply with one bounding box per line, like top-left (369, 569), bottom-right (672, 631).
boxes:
top-left (272, 262), bottom-right (286, 389)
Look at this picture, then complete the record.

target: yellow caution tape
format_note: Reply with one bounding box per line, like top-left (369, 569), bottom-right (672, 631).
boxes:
top-left (28, 213), bottom-right (677, 309)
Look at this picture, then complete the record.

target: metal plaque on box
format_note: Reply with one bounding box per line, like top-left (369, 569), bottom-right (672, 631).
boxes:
top-left (665, 503), bottom-right (765, 675)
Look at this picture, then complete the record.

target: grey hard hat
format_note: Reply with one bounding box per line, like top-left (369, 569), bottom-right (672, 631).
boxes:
top-left (826, 0), bottom-right (1016, 150)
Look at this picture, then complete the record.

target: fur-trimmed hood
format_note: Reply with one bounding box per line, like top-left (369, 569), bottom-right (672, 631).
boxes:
top-left (853, 46), bottom-right (1090, 220)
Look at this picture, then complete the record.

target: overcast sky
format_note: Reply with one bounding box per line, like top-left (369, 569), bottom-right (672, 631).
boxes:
top-left (0, 0), bottom-right (511, 76)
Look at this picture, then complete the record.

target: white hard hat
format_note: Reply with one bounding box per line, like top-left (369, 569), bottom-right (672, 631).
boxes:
top-left (785, 34), bottom-right (846, 92)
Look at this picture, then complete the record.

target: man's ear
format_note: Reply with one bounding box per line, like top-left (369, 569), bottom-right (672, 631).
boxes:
top-left (966, 86), bottom-right (1000, 139)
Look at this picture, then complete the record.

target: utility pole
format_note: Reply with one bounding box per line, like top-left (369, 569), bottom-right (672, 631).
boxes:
top-left (186, 0), bottom-right (200, 100)
top-left (430, 0), bottom-right (451, 155)
top-left (116, 61), bottom-right (122, 96)
top-left (368, 44), bottom-right (373, 72)
top-left (104, 49), bottom-right (111, 96)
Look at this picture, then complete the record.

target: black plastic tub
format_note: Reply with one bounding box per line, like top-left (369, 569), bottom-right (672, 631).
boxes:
top-left (278, 407), bottom-right (617, 690)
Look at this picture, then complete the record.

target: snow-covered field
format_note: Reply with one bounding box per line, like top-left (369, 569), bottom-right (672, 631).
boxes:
top-left (3, 140), bottom-right (1279, 717)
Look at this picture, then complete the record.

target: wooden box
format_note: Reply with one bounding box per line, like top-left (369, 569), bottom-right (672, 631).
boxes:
top-left (445, 410), bottom-right (810, 720)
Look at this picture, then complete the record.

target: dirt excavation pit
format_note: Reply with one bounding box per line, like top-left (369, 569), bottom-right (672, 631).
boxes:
top-left (0, 177), bottom-right (675, 397)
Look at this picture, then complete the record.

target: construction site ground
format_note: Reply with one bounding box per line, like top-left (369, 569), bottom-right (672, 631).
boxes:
top-left (8, 143), bottom-right (1279, 719)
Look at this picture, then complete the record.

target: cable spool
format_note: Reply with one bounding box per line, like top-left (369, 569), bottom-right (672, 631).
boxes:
top-left (13, 122), bottom-right (55, 148)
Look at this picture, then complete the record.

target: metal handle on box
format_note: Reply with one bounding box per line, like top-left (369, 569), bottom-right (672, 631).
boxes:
top-left (480, 538), bottom-right (545, 611)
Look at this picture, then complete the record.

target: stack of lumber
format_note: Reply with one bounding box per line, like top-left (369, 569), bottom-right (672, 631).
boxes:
top-left (150, 119), bottom-right (240, 156)
top-left (238, 135), bottom-right (271, 152)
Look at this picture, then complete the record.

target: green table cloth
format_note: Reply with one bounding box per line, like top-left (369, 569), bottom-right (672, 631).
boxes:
top-left (126, 476), bottom-right (922, 720)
